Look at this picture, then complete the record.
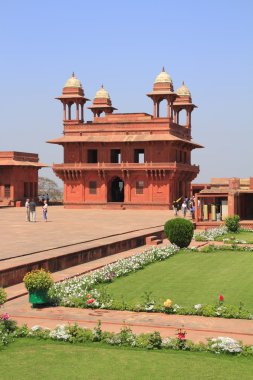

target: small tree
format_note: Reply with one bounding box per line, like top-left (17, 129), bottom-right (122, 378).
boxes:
top-left (225, 215), bottom-right (240, 232)
top-left (164, 218), bottom-right (194, 248)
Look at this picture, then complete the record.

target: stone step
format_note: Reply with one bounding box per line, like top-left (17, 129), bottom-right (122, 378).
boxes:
top-left (145, 235), bottom-right (158, 245)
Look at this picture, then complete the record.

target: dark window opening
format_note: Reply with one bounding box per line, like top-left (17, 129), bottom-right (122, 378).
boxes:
top-left (134, 149), bottom-right (145, 163)
top-left (89, 181), bottom-right (97, 194)
top-left (184, 152), bottom-right (187, 163)
top-left (136, 181), bottom-right (144, 194)
top-left (88, 149), bottom-right (98, 163)
top-left (108, 177), bottom-right (124, 202)
top-left (24, 182), bottom-right (28, 197)
top-left (111, 149), bottom-right (121, 163)
top-left (4, 184), bottom-right (10, 198)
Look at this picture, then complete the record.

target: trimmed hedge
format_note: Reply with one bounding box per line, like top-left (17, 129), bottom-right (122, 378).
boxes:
top-left (164, 218), bottom-right (194, 248)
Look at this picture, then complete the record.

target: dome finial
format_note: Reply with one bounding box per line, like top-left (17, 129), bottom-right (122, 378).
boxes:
top-left (162, 66), bottom-right (165, 72)
top-left (72, 72), bottom-right (75, 77)
top-left (182, 81), bottom-right (185, 85)
top-left (101, 84), bottom-right (104, 88)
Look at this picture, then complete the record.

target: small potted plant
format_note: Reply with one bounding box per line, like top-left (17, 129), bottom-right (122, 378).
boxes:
top-left (23, 269), bottom-right (54, 306)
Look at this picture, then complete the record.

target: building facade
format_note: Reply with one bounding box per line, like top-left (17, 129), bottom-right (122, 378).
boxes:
top-left (193, 177), bottom-right (253, 224)
top-left (49, 69), bottom-right (202, 209)
top-left (0, 151), bottom-right (47, 206)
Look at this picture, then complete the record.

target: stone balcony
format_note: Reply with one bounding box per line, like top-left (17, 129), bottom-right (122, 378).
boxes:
top-left (53, 161), bottom-right (199, 173)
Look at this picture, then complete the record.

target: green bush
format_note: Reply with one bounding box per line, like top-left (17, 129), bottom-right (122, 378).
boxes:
top-left (0, 288), bottom-right (7, 306)
top-left (23, 269), bottom-right (54, 292)
top-left (225, 215), bottom-right (240, 232)
top-left (164, 218), bottom-right (194, 248)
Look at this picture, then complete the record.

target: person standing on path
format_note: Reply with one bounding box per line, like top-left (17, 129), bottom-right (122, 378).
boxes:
top-left (42, 200), bottom-right (48, 222)
top-left (29, 198), bottom-right (36, 222)
top-left (181, 201), bottom-right (187, 218)
top-left (25, 198), bottom-right (30, 222)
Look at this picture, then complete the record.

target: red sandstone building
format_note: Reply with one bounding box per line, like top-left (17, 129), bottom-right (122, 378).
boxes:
top-left (192, 178), bottom-right (253, 226)
top-left (48, 69), bottom-right (202, 209)
top-left (0, 151), bottom-right (46, 206)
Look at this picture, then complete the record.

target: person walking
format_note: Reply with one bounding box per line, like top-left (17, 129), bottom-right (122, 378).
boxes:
top-left (172, 200), bottom-right (178, 216)
top-left (25, 198), bottom-right (30, 222)
top-left (181, 201), bottom-right (187, 218)
top-left (29, 198), bottom-right (36, 222)
top-left (42, 200), bottom-right (48, 222)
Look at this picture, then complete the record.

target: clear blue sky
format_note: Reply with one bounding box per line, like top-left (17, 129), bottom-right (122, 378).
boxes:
top-left (1, 0), bottom-right (252, 185)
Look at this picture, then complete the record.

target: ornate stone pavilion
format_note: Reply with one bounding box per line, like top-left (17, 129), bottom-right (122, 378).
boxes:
top-left (48, 69), bottom-right (203, 209)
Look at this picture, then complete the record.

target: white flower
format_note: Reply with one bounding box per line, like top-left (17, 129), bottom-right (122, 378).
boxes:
top-left (210, 337), bottom-right (242, 353)
top-left (194, 304), bottom-right (202, 310)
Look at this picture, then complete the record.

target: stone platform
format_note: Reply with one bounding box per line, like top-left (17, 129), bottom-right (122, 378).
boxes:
top-left (0, 207), bottom-right (173, 287)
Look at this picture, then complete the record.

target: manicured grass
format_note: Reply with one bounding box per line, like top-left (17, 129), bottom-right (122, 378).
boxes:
top-left (216, 231), bottom-right (253, 243)
top-left (98, 251), bottom-right (253, 311)
top-left (1, 339), bottom-right (253, 380)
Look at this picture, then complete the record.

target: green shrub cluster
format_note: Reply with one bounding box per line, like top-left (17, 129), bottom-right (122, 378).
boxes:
top-left (164, 218), bottom-right (194, 248)
top-left (0, 288), bottom-right (7, 306)
top-left (23, 269), bottom-right (54, 292)
top-left (225, 215), bottom-right (240, 232)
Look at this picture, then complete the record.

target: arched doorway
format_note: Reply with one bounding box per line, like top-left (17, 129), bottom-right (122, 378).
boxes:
top-left (108, 177), bottom-right (124, 202)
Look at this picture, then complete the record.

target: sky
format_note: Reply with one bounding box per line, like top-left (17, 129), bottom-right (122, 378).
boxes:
top-left (0, 0), bottom-right (252, 186)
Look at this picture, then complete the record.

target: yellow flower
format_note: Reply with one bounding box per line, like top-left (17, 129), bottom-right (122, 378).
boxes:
top-left (164, 299), bottom-right (172, 308)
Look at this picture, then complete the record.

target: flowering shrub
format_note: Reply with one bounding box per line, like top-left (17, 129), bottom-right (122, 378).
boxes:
top-left (208, 337), bottom-right (242, 354)
top-left (49, 245), bottom-right (179, 306)
top-left (194, 226), bottom-right (228, 241)
top-left (49, 325), bottom-right (70, 341)
top-left (2, 320), bottom-right (253, 356)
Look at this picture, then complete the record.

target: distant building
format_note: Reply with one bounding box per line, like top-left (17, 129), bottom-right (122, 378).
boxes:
top-left (0, 151), bottom-right (47, 206)
top-left (48, 69), bottom-right (203, 209)
top-left (193, 177), bottom-right (253, 226)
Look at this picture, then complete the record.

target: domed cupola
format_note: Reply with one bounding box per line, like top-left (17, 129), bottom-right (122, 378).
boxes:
top-left (176, 82), bottom-right (191, 98)
top-left (147, 67), bottom-right (176, 119)
top-left (56, 73), bottom-right (90, 123)
top-left (88, 85), bottom-right (117, 117)
top-left (153, 67), bottom-right (174, 92)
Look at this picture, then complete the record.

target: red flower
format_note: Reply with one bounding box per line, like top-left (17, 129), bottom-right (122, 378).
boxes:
top-left (219, 294), bottom-right (224, 302)
top-left (87, 298), bottom-right (95, 304)
top-left (177, 328), bottom-right (186, 340)
top-left (0, 313), bottom-right (10, 320)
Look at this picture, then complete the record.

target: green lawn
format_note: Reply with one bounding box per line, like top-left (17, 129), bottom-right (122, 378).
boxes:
top-left (216, 231), bottom-right (253, 243)
top-left (1, 339), bottom-right (253, 380)
top-left (97, 251), bottom-right (253, 311)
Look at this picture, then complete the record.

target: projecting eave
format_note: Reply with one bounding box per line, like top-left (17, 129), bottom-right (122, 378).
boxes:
top-left (146, 91), bottom-right (175, 97)
top-left (0, 160), bottom-right (48, 168)
top-left (47, 135), bottom-right (203, 148)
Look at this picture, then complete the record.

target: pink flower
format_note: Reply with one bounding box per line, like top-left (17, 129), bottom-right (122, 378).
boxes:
top-left (177, 328), bottom-right (186, 340)
top-left (1, 313), bottom-right (10, 320)
top-left (86, 298), bottom-right (95, 304)
top-left (219, 294), bottom-right (224, 302)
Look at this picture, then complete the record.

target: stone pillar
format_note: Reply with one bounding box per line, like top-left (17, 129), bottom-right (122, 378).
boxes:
top-left (63, 103), bottom-right (66, 120)
top-left (81, 104), bottom-right (84, 122)
top-left (68, 104), bottom-right (71, 120)
top-left (76, 102), bottom-right (79, 121)
top-left (153, 100), bottom-right (157, 117)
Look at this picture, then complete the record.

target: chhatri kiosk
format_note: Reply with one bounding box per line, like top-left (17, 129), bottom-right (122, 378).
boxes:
top-left (48, 69), bottom-right (202, 209)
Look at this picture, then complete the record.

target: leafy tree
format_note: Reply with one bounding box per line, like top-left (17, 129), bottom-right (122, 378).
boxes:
top-left (38, 177), bottom-right (63, 201)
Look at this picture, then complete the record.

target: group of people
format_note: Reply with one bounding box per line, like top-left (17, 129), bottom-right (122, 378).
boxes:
top-left (25, 198), bottom-right (48, 222)
top-left (172, 196), bottom-right (196, 219)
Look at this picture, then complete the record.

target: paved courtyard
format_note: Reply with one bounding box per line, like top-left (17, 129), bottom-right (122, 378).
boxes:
top-left (0, 206), bottom-right (174, 260)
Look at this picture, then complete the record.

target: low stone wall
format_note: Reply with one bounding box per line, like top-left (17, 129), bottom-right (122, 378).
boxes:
top-left (0, 230), bottom-right (165, 288)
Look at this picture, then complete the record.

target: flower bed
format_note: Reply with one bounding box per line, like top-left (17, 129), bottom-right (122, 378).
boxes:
top-left (194, 226), bottom-right (228, 241)
top-left (8, 322), bottom-right (253, 356)
top-left (47, 244), bottom-right (253, 319)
